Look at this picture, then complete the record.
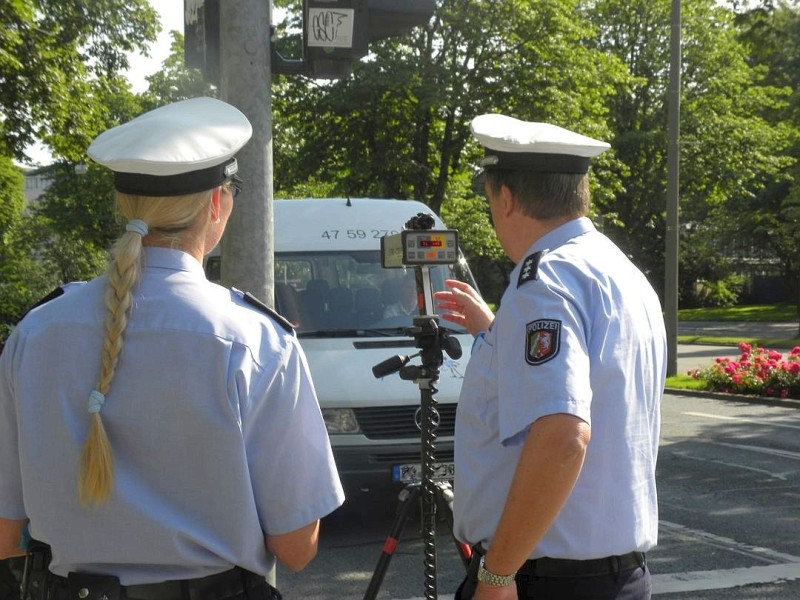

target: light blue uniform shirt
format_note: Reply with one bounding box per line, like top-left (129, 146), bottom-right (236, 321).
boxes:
top-left (0, 248), bottom-right (344, 584)
top-left (453, 218), bottom-right (665, 560)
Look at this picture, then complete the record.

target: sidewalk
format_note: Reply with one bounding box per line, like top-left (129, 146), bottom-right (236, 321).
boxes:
top-left (678, 320), bottom-right (798, 340)
top-left (675, 320), bottom-right (798, 373)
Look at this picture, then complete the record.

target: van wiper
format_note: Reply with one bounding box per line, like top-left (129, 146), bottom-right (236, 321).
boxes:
top-left (438, 324), bottom-right (468, 335)
top-left (298, 328), bottom-right (406, 338)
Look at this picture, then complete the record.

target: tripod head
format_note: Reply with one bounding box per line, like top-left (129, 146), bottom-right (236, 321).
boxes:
top-left (372, 315), bottom-right (462, 380)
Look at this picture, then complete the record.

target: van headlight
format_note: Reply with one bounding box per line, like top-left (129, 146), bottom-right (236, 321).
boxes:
top-left (322, 409), bottom-right (360, 434)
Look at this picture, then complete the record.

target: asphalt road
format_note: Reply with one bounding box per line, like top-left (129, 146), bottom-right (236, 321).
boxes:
top-left (676, 343), bottom-right (740, 375)
top-left (275, 390), bottom-right (800, 600)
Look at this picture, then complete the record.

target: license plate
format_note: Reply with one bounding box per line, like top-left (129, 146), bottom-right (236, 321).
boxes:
top-left (392, 462), bottom-right (455, 483)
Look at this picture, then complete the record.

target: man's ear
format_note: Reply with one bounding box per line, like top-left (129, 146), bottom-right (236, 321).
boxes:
top-left (500, 184), bottom-right (516, 218)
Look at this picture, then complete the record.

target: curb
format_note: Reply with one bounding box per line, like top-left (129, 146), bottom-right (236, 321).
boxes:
top-left (665, 387), bottom-right (800, 410)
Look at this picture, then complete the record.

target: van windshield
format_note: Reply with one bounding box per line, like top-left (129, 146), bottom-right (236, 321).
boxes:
top-left (274, 250), bottom-right (474, 336)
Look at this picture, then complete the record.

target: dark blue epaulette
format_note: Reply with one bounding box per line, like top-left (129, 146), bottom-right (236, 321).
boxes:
top-left (2, 286), bottom-right (72, 355)
top-left (26, 282), bottom-right (86, 315)
top-left (27, 286), bottom-right (66, 313)
top-left (517, 251), bottom-right (542, 288)
top-left (234, 288), bottom-right (295, 334)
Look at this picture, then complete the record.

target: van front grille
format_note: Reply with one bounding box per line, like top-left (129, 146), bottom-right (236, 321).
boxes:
top-left (368, 449), bottom-right (455, 464)
top-left (353, 403), bottom-right (457, 440)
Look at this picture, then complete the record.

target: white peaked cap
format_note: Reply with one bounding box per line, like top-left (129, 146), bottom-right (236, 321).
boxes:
top-left (471, 114), bottom-right (609, 175)
top-left (87, 97), bottom-right (253, 197)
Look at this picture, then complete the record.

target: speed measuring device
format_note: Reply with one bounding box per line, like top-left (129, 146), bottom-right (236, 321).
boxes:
top-left (381, 228), bottom-right (459, 268)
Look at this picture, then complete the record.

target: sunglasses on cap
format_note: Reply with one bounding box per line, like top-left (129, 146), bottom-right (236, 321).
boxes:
top-left (223, 175), bottom-right (243, 198)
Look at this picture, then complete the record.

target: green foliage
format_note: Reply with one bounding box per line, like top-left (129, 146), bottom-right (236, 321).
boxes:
top-left (273, 0), bottom-right (626, 261)
top-left (693, 274), bottom-right (746, 308)
top-left (439, 173), bottom-right (502, 260)
top-left (140, 31), bottom-right (215, 108)
top-left (0, 163), bottom-right (112, 344)
top-left (0, 0), bottom-right (159, 163)
top-left (0, 2), bottom-right (187, 344)
top-left (33, 163), bottom-right (121, 252)
top-left (0, 213), bottom-right (71, 336)
top-left (3, 0), bottom-right (800, 340)
top-left (276, 178), bottom-right (341, 200)
top-left (730, 1), bottom-right (800, 314)
top-left (586, 0), bottom-right (794, 300)
top-left (270, 0), bottom-right (798, 307)
top-left (0, 157), bottom-right (32, 331)
top-left (440, 174), bottom-right (509, 302)
top-left (0, 157), bottom-right (25, 234)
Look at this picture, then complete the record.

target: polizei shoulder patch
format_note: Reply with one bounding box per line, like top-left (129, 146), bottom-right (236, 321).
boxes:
top-left (525, 319), bottom-right (561, 365)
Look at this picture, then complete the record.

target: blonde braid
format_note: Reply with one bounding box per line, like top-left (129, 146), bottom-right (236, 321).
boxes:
top-left (78, 190), bottom-right (213, 506)
top-left (79, 232), bottom-right (143, 506)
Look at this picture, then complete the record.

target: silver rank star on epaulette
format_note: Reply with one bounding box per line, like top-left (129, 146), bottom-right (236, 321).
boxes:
top-left (517, 251), bottom-right (542, 287)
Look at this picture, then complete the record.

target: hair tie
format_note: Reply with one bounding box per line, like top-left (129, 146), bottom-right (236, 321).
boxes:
top-left (126, 219), bottom-right (149, 236)
top-left (88, 390), bottom-right (106, 414)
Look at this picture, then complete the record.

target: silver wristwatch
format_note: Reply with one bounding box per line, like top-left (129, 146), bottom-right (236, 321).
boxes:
top-left (477, 555), bottom-right (516, 586)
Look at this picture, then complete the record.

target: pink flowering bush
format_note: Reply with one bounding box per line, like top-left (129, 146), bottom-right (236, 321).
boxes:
top-left (689, 342), bottom-right (800, 400)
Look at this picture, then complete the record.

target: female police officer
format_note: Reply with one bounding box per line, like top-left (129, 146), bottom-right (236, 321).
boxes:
top-left (0, 97), bottom-right (344, 599)
top-left (435, 114), bottom-right (666, 600)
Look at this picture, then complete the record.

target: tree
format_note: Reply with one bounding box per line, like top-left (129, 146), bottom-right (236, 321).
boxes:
top-left (0, 156), bottom-right (29, 341)
top-left (0, 15), bottom-right (198, 345)
top-left (0, 156), bottom-right (24, 235)
top-left (272, 0), bottom-right (628, 303)
top-left (734, 0), bottom-right (800, 327)
top-left (587, 0), bottom-right (793, 301)
top-left (0, 0), bottom-right (159, 163)
top-left (140, 31), bottom-right (215, 109)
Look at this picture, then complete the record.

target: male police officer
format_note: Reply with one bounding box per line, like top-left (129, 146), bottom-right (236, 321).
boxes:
top-left (435, 114), bottom-right (666, 599)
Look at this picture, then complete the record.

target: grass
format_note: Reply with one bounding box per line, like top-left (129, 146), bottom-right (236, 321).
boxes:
top-left (665, 374), bottom-right (708, 390)
top-left (678, 302), bottom-right (797, 322)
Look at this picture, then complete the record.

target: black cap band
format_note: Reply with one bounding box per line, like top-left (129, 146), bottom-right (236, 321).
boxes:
top-left (480, 151), bottom-right (591, 174)
top-left (113, 158), bottom-right (239, 197)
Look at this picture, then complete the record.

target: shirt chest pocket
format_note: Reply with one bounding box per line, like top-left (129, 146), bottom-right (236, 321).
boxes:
top-left (460, 333), bottom-right (499, 429)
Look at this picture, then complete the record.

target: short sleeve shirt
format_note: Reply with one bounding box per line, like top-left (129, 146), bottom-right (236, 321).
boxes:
top-left (0, 248), bottom-right (344, 584)
top-left (453, 218), bottom-right (666, 560)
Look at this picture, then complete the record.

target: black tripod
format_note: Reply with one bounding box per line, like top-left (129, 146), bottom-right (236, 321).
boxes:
top-left (364, 313), bottom-right (472, 600)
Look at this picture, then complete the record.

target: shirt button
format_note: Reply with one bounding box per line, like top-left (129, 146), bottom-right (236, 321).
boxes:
top-left (78, 588), bottom-right (89, 599)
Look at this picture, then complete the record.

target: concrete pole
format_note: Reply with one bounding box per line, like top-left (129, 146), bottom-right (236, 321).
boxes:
top-left (665, 0), bottom-right (681, 376)
top-left (219, 0), bottom-right (274, 307)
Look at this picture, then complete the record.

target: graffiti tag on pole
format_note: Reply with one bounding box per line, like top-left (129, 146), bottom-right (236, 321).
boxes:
top-left (307, 8), bottom-right (354, 48)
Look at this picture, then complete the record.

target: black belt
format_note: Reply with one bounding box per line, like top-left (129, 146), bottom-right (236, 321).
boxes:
top-left (518, 551), bottom-right (646, 578)
top-left (46, 566), bottom-right (279, 600)
top-left (471, 545), bottom-right (646, 579)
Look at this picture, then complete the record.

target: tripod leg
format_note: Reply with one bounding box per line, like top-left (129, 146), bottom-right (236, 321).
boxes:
top-left (363, 485), bottom-right (421, 600)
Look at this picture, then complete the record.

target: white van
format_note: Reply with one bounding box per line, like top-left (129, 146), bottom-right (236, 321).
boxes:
top-left (207, 198), bottom-right (477, 491)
